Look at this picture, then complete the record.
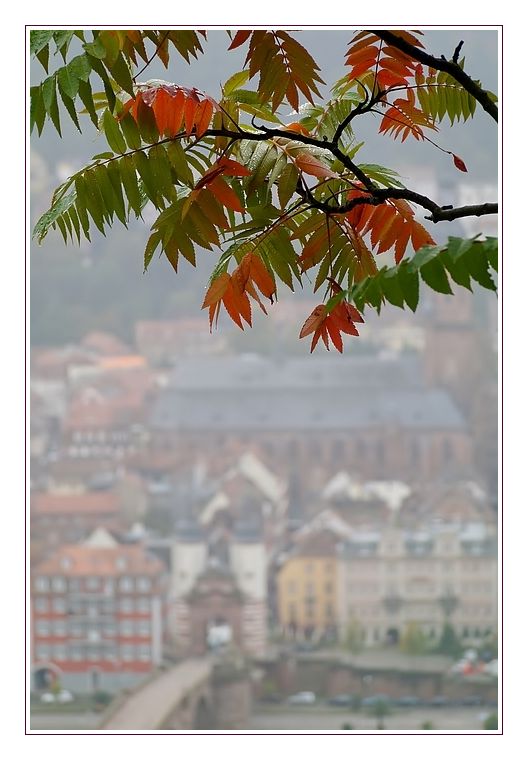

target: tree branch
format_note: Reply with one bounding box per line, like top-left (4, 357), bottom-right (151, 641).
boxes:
top-left (371, 30), bottom-right (498, 122)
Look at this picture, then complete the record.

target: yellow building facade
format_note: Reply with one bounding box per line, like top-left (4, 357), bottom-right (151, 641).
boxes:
top-left (276, 532), bottom-right (338, 637)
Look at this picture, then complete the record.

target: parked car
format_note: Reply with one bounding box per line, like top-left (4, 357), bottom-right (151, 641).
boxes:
top-left (394, 695), bottom-right (421, 708)
top-left (287, 691), bottom-right (316, 705)
top-left (457, 695), bottom-right (484, 707)
top-left (260, 693), bottom-right (283, 704)
top-left (40, 693), bottom-right (55, 703)
top-left (429, 695), bottom-right (450, 707)
top-left (327, 694), bottom-right (355, 707)
top-left (56, 690), bottom-right (74, 703)
top-left (361, 694), bottom-right (391, 708)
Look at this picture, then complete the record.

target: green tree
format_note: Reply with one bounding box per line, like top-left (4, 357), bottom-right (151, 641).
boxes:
top-left (368, 698), bottom-right (391, 730)
top-left (399, 621), bottom-right (428, 655)
top-left (436, 623), bottom-right (463, 658)
top-left (343, 618), bottom-right (364, 654)
top-left (30, 29), bottom-right (498, 352)
top-left (483, 712), bottom-right (498, 730)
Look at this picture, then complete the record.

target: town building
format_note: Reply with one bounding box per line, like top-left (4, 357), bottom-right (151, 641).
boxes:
top-left (337, 522), bottom-right (498, 648)
top-left (149, 354), bottom-right (473, 493)
top-left (31, 528), bottom-right (166, 693)
top-left (168, 508), bottom-right (268, 658)
top-left (276, 530), bottom-right (339, 640)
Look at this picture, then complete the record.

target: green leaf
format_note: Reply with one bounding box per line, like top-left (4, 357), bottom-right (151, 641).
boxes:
top-left (420, 257), bottom-right (453, 294)
top-left (134, 151), bottom-right (161, 207)
top-left (57, 85), bottom-right (81, 132)
top-left (102, 109), bottom-right (127, 154)
top-left (408, 244), bottom-right (442, 271)
top-left (144, 229), bottom-right (163, 271)
top-left (442, 251), bottom-right (472, 290)
top-left (148, 144), bottom-right (176, 202)
top-left (30, 30), bottom-right (54, 55)
top-left (121, 155), bottom-right (142, 215)
top-left (398, 264), bottom-right (420, 311)
top-left (84, 36), bottom-right (107, 60)
top-left (77, 80), bottom-right (99, 127)
top-left (68, 54), bottom-right (92, 83)
top-left (459, 247), bottom-right (497, 291)
top-left (380, 267), bottom-right (405, 307)
top-left (36, 45), bottom-right (50, 73)
top-left (166, 141), bottom-right (194, 186)
top-left (483, 237), bottom-right (499, 272)
top-left (223, 70), bottom-right (251, 96)
top-left (42, 75), bottom-right (61, 136)
top-left (277, 163), bottom-right (299, 207)
top-left (32, 190), bottom-right (76, 243)
top-left (106, 161), bottom-right (127, 225)
top-left (53, 30), bottom-right (75, 59)
top-left (30, 86), bottom-right (46, 135)
top-left (109, 52), bottom-right (135, 97)
top-left (120, 113), bottom-right (142, 151)
top-left (57, 63), bottom-right (79, 100)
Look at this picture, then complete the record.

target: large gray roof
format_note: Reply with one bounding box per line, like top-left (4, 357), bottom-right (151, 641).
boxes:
top-left (150, 355), bottom-right (466, 433)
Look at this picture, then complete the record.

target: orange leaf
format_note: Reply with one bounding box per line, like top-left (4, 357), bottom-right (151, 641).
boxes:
top-left (194, 99), bottom-right (214, 138)
top-left (218, 157), bottom-right (252, 177)
top-left (299, 305), bottom-right (327, 339)
top-left (202, 271), bottom-right (230, 309)
top-left (184, 91), bottom-right (200, 135)
top-left (208, 176), bottom-right (244, 213)
top-left (167, 89), bottom-right (185, 135)
top-left (294, 152), bottom-right (339, 179)
top-left (248, 253), bottom-right (276, 299)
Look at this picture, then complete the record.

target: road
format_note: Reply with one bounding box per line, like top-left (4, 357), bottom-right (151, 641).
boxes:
top-left (247, 706), bottom-right (494, 731)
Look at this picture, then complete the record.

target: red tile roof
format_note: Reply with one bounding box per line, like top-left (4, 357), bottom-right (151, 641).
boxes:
top-left (34, 542), bottom-right (164, 577)
top-left (32, 492), bottom-right (120, 517)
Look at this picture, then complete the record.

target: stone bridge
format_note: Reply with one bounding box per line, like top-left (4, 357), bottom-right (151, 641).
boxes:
top-left (99, 657), bottom-right (251, 730)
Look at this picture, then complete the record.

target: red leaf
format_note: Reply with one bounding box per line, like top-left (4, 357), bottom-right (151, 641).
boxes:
top-left (228, 30), bottom-right (252, 50)
top-left (453, 153), bottom-right (468, 172)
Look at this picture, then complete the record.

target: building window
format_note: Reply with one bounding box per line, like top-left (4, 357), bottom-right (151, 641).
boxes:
top-left (138, 621), bottom-right (150, 637)
top-left (69, 622), bottom-right (82, 637)
top-left (51, 597), bottom-right (66, 613)
top-left (119, 620), bottom-right (134, 637)
top-left (119, 576), bottom-right (134, 592)
top-left (325, 582), bottom-right (333, 594)
top-left (136, 598), bottom-right (150, 613)
top-left (53, 621), bottom-right (66, 636)
top-left (51, 577), bottom-right (66, 593)
top-left (68, 579), bottom-right (80, 592)
top-left (35, 577), bottom-right (49, 593)
top-left (139, 645), bottom-right (151, 662)
top-left (121, 645), bottom-right (134, 662)
top-left (287, 581), bottom-right (297, 594)
top-left (53, 645), bottom-right (66, 661)
top-left (137, 577), bottom-right (151, 593)
top-left (36, 621), bottom-right (50, 636)
top-left (86, 577), bottom-right (100, 591)
top-left (104, 624), bottom-right (117, 637)
top-left (35, 645), bottom-right (50, 660)
top-left (34, 597), bottom-right (48, 613)
top-left (119, 597), bottom-right (134, 613)
top-left (71, 646), bottom-right (82, 661)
